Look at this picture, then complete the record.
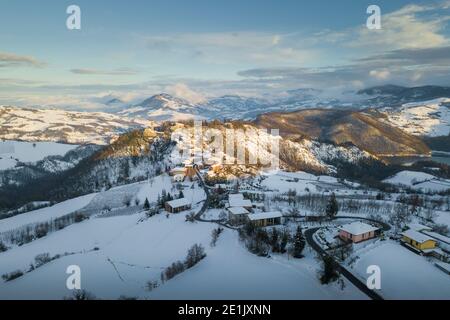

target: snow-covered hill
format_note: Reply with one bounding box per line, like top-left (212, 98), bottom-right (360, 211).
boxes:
top-left (380, 98), bottom-right (450, 137)
top-left (0, 106), bottom-right (151, 145)
top-left (0, 141), bottom-right (78, 171)
top-left (383, 170), bottom-right (450, 192)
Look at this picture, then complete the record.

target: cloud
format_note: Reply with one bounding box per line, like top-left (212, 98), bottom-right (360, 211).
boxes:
top-left (70, 68), bottom-right (138, 75)
top-left (369, 69), bottom-right (391, 80)
top-left (141, 32), bottom-right (315, 65)
top-left (320, 2), bottom-right (450, 50)
top-left (166, 83), bottom-right (206, 104)
top-left (0, 52), bottom-right (45, 68)
top-left (358, 46), bottom-right (450, 66)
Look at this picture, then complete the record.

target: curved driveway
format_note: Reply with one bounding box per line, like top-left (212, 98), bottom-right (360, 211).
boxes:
top-left (305, 215), bottom-right (390, 300)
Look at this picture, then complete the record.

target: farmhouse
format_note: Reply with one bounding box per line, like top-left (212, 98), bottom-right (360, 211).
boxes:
top-left (248, 212), bottom-right (282, 227)
top-left (402, 229), bottom-right (437, 251)
top-left (338, 221), bottom-right (379, 243)
top-left (165, 198), bottom-right (192, 214)
top-left (170, 167), bottom-right (186, 176)
top-left (228, 194), bottom-right (252, 209)
top-left (227, 206), bottom-right (250, 226)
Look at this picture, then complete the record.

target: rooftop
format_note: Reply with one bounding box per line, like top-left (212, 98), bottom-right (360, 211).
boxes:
top-left (248, 212), bottom-right (282, 221)
top-left (227, 207), bottom-right (250, 215)
top-left (402, 229), bottom-right (436, 244)
top-left (338, 221), bottom-right (379, 236)
top-left (166, 197), bottom-right (191, 208)
top-left (228, 194), bottom-right (252, 207)
top-left (408, 223), bottom-right (432, 232)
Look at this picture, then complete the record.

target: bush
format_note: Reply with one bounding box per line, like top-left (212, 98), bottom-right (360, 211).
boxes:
top-left (2, 270), bottom-right (24, 282)
top-left (0, 241), bottom-right (8, 253)
top-left (210, 227), bottom-right (224, 247)
top-left (34, 253), bottom-right (52, 268)
top-left (163, 261), bottom-right (185, 281)
top-left (74, 213), bottom-right (88, 223)
top-left (185, 244), bottom-right (207, 269)
top-left (64, 290), bottom-right (96, 300)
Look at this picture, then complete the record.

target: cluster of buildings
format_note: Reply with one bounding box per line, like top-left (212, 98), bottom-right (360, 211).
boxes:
top-left (226, 193), bottom-right (282, 227)
top-left (336, 221), bottom-right (449, 262)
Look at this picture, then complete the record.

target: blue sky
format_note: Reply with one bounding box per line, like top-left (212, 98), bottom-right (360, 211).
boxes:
top-left (1, 0), bottom-right (450, 109)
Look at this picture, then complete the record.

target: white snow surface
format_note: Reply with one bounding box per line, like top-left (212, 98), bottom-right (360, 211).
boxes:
top-left (383, 171), bottom-right (450, 192)
top-left (0, 194), bottom-right (97, 234)
top-left (0, 141), bottom-right (78, 170)
top-left (352, 241), bottom-right (450, 299)
top-left (382, 98), bottom-right (450, 137)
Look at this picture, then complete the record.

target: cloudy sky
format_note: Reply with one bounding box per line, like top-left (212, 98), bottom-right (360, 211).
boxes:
top-left (1, 0), bottom-right (450, 109)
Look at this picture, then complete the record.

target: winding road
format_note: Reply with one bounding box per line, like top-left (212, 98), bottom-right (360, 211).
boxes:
top-left (304, 217), bottom-right (390, 300)
top-left (193, 165), bottom-right (389, 299)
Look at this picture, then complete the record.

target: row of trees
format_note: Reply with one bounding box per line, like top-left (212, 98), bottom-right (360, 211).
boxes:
top-left (1, 212), bottom-right (88, 246)
top-left (161, 244), bottom-right (207, 282)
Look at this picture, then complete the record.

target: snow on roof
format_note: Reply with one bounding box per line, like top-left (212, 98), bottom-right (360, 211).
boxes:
top-left (422, 231), bottom-right (450, 245)
top-left (227, 207), bottom-right (250, 215)
top-left (402, 229), bottom-right (436, 244)
top-left (248, 212), bottom-right (282, 221)
top-left (170, 167), bottom-right (185, 172)
top-left (166, 197), bottom-right (191, 208)
top-left (228, 194), bottom-right (252, 207)
top-left (338, 221), bottom-right (379, 236)
top-left (408, 223), bottom-right (432, 232)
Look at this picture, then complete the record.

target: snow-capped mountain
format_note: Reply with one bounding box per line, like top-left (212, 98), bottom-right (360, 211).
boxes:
top-left (118, 94), bottom-right (203, 121)
top-left (0, 105), bottom-right (151, 145)
top-left (3, 85), bottom-right (450, 147)
top-left (358, 85), bottom-right (450, 107)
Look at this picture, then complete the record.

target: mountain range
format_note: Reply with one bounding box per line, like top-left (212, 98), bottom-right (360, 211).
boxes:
top-left (1, 85), bottom-right (449, 150)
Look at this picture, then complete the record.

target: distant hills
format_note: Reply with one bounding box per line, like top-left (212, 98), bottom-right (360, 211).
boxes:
top-left (255, 109), bottom-right (431, 157)
top-left (1, 84), bottom-right (450, 149)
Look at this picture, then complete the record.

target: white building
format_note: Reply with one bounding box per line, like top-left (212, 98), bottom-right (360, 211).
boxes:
top-left (228, 194), bottom-right (252, 209)
top-left (248, 212), bottom-right (282, 227)
top-left (227, 206), bottom-right (250, 226)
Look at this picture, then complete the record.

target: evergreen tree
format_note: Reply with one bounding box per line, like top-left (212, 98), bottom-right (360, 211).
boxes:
top-left (325, 193), bottom-right (339, 220)
top-left (280, 230), bottom-right (289, 254)
top-left (178, 190), bottom-right (184, 199)
top-left (270, 228), bottom-right (280, 252)
top-left (293, 226), bottom-right (306, 258)
top-left (143, 198), bottom-right (150, 210)
top-left (320, 255), bottom-right (338, 284)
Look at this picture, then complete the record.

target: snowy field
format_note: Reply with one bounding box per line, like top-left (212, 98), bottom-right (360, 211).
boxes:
top-left (351, 241), bottom-right (450, 300)
top-left (0, 141), bottom-right (78, 170)
top-left (0, 211), bottom-right (366, 300)
top-left (384, 98), bottom-right (450, 137)
top-left (383, 170), bottom-right (450, 192)
top-left (0, 194), bottom-right (97, 234)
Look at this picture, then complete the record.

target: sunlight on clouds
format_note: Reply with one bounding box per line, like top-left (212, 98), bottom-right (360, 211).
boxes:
top-left (369, 69), bottom-right (391, 80)
top-left (166, 83), bottom-right (206, 104)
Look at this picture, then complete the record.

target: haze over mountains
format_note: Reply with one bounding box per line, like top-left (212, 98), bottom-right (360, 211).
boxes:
top-left (1, 85), bottom-right (449, 153)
